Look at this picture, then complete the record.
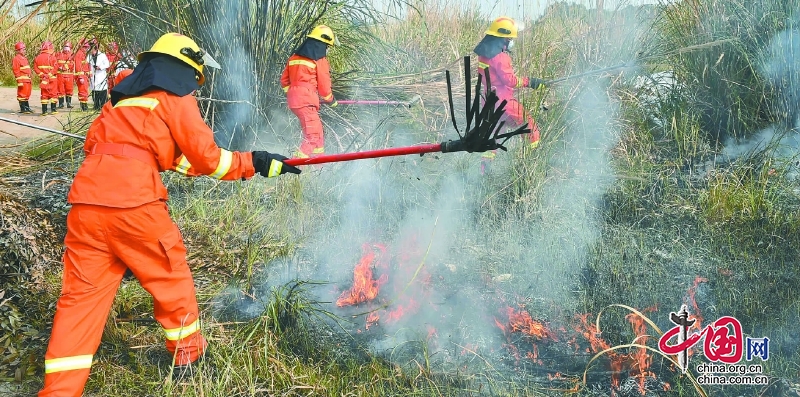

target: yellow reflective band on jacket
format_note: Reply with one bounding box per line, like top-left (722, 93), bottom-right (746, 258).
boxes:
top-left (163, 319), bottom-right (200, 341)
top-left (209, 149), bottom-right (233, 179)
top-left (267, 160), bottom-right (283, 177)
top-left (20, 65), bottom-right (30, 70)
top-left (289, 59), bottom-right (316, 69)
top-left (312, 147), bottom-right (324, 154)
top-left (478, 62), bottom-right (489, 70)
top-left (282, 86), bottom-right (289, 93)
top-left (321, 93), bottom-right (333, 101)
top-left (175, 155), bottom-right (191, 175)
top-left (45, 355), bottom-right (93, 374)
top-left (115, 97), bottom-right (160, 110)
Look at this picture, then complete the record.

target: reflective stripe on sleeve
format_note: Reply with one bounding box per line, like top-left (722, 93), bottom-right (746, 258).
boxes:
top-left (288, 59), bottom-right (316, 69)
top-left (115, 97), bottom-right (160, 110)
top-left (478, 62), bottom-right (489, 70)
top-left (164, 319), bottom-right (201, 341)
top-left (321, 93), bottom-right (333, 101)
top-left (209, 149), bottom-right (233, 179)
top-left (516, 79), bottom-right (525, 88)
top-left (267, 160), bottom-right (283, 177)
top-left (45, 355), bottom-right (93, 373)
top-left (175, 155), bottom-right (192, 175)
top-left (282, 86), bottom-right (289, 93)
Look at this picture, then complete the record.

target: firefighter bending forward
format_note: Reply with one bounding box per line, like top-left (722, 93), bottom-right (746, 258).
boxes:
top-left (281, 25), bottom-right (339, 158)
top-left (38, 32), bottom-right (301, 397)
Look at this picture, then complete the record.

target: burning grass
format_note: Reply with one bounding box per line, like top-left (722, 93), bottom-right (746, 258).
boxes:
top-left (3, 0), bottom-right (800, 396)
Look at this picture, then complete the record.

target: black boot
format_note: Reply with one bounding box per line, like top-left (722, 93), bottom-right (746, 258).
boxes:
top-left (66, 97), bottom-right (73, 108)
top-left (42, 104), bottom-right (49, 115)
top-left (80, 102), bottom-right (88, 112)
top-left (23, 101), bottom-right (33, 114)
top-left (18, 101), bottom-right (25, 113)
top-left (50, 102), bottom-right (58, 114)
top-left (58, 97), bottom-right (65, 108)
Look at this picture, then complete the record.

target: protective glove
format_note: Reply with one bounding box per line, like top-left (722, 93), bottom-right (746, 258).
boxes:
top-left (252, 151), bottom-right (301, 177)
top-left (527, 77), bottom-right (546, 89)
top-left (328, 100), bottom-right (338, 108)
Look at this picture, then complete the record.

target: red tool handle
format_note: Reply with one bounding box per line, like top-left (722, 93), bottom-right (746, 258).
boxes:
top-left (283, 143), bottom-right (443, 166)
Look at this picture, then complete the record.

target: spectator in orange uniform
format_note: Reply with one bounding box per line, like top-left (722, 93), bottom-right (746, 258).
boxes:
top-left (73, 39), bottom-right (92, 112)
top-left (33, 40), bottom-right (59, 115)
top-left (280, 25), bottom-right (339, 158)
top-left (37, 32), bottom-right (300, 397)
top-left (474, 16), bottom-right (546, 173)
top-left (56, 41), bottom-right (76, 109)
top-left (12, 41), bottom-right (33, 114)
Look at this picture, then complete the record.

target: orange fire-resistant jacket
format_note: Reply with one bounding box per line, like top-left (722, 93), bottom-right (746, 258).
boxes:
top-left (12, 54), bottom-right (32, 83)
top-left (478, 53), bottom-right (529, 100)
top-left (33, 51), bottom-right (57, 84)
top-left (73, 49), bottom-right (90, 78)
top-left (57, 51), bottom-right (75, 76)
top-left (67, 90), bottom-right (256, 208)
top-left (280, 54), bottom-right (334, 109)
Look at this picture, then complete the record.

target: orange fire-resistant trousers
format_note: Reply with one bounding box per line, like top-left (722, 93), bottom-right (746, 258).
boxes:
top-left (76, 75), bottom-right (90, 104)
top-left (38, 201), bottom-right (207, 397)
top-left (59, 73), bottom-right (75, 97)
top-left (292, 105), bottom-right (324, 158)
top-left (39, 77), bottom-right (58, 105)
top-left (504, 98), bottom-right (540, 144)
top-left (17, 81), bottom-right (31, 101)
top-left (480, 98), bottom-right (541, 168)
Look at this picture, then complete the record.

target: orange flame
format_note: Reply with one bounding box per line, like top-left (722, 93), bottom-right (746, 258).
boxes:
top-left (625, 305), bottom-right (657, 395)
top-left (685, 276), bottom-right (707, 331)
top-left (336, 244), bottom-right (388, 307)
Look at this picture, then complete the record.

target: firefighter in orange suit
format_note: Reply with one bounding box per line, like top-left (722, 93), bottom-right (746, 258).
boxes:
top-left (474, 16), bottom-right (546, 173)
top-left (280, 25), bottom-right (339, 158)
top-left (56, 41), bottom-right (76, 109)
top-left (33, 40), bottom-right (59, 115)
top-left (73, 39), bottom-right (92, 112)
top-left (37, 32), bottom-right (300, 397)
top-left (12, 42), bottom-right (33, 114)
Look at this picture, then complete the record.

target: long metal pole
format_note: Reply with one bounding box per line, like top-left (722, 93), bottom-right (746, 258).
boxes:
top-left (0, 116), bottom-right (86, 140)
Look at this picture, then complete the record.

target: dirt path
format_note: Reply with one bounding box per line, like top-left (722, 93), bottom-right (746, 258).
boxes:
top-left (0, 86), bottom-right (95, 149)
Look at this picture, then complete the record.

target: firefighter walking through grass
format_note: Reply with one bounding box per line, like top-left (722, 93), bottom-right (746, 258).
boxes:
top-left (33, 40), bottom-right (59, 115)
top-left (474, 16), bottom-right (546, 173)
top-left (38, 32), bottom-right (301, 397)
top-left (281, 25), bottom-right (339, 158)
top-left (12, 41), bottom-right (33, 114)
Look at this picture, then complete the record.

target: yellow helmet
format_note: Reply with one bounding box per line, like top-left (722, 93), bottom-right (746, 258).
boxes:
top-left (308, 25), bottom-right (339, 46)
top-left (138, 32), bottom-right (221, 85)
top-left (485, 16), bottom-right (518, 38)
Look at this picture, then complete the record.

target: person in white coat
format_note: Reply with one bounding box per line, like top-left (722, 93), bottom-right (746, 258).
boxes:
top-left (87, 42), bottom-right (110, 110)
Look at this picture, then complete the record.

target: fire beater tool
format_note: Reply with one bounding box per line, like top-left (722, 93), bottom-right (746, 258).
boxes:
top-left (336, 95), bottom-right (422, 108)
top-left (0, 116), bottom-right (86, 140)
top-left (285, 56), bottom-right (530, 167)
